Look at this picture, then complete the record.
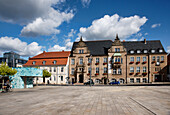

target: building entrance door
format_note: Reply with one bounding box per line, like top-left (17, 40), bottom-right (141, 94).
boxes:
top-left (79, 75), bottom-right (84, 83)
top-left (104, 78), bottom-right (107, 84)
top-left (155, 75), bottom-right (162, 82)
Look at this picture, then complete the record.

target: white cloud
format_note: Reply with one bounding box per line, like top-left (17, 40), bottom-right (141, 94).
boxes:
top-left (48, 39), bottom-right (73, 52)
top-left (0, 0), bottom-right (74, 37)
top-left (79, 14), bottom-right (147, 41)
top-left (67, 29), bottom-right (77, 38)
top-left (0, 36), bottom-right (43, 57)
top-left (167, 46), bottom-right (170, 53)
top-left (81, 0), bottom-right (91, 8)
top-left (151, 23), bottom-right (161, 28)
top-left (144, 33), bottom-right (148, 35)
top-left (128, 39), bottom-right (138, 41)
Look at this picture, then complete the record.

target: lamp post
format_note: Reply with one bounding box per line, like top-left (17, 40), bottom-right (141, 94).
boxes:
top-left (90, 55), bottom-right (92, 87)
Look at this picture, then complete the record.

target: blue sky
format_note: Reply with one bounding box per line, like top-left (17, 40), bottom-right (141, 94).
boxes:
top-left (0, 0), bottom-right (170, 59)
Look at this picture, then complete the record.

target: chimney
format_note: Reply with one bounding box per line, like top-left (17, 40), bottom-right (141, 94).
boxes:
top-left (62, 50), bottom-right (64, 52)
top-left (144, 39), bottom-right (146, 44)
top-left (43, 51), bottom-right (45, 53)
top-left (123, 40), bottom-right (125, 42)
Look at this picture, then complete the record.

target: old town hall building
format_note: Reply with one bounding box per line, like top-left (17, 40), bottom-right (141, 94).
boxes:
top-left (69, 35), bottom-right (167, 84)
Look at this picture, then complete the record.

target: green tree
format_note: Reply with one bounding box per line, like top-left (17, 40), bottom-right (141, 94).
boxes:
top-left (42, 69), bottom-right (51, 84)
top-left (0, 62), bottom-right (17, 90)
top-left (0, 62), bottom-right (17, 76)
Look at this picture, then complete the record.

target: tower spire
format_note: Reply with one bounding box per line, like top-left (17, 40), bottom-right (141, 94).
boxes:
top-left (80, 36), bottom-right (83, 42)
top-left (115, 33), bottom-right (119, 40)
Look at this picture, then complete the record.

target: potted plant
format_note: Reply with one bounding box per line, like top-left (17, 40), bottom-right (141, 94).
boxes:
top-left (95, 73), bottom-right (99, 75)
top-left (129, 61), bottom-right (134, 64)
top-left (136, 72), bottom-right (140, 75)
top-left (129, 72), bottom-right (134, 75)
top-left (142, 72), bottom-right (147, 76)
top-left (136, 61), bottom-right (140, 64)
top-left (95, 63), bottom-right (99, 65)
top-left (103, 73), bottom-right (107, 75)
top-left (142, 61), bottom-right (147, 64)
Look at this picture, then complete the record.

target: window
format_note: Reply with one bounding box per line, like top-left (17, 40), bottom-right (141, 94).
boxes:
top-left (43, 61), bottom-right (46, 65)
top-left (71, 68), bottom-right (74, 75)
top-left (143, 78), bottom-right (147, 83)
top-left (159, 49), bottom-right (163, 53)
top-left (118, 58), bottom-right (120, 62)
top-left (130, 50), bottom-right (134, 54)
top-left (96, 67), bottom-right (99, 74)
top-left (32, 61), bottom-right (36, 65)
top-left (161, 56), bottom-right (164, 61)
top-left (54, 67), bottom-right (56, 72)
top-left (113, 69), bottom-right (116, 74)
top-left (49, 67), bottom-right (52, 72)
top-left (88, 67), bottom-right (91, 74)
top-left (137, 57), bottom-right (140, 62)
top-left (79, 68), bottom-right (83, 72)
top-left (61, 76), bottom-right (63, 81)
top-left (130, 78), bottom-right (134, 83)
top-left (136, 67), bottom-right (140, 73)
top-left (88, 58), bottom-right (92, 63)
top-left (115, 58), bottom-right (118, 62)
top-left (96, 58), bottom-right (99, 63)
top-left (61, 67), bottom-right (64, 72)
top-left (104, 67), bottom-right (107, 73)
top-left (118, 68), bottom-right (121, 74)
top-left (54, 76), bottom-right (56, 81)
top-left (104, 58), bottom-right (107, 63)
top-left (151, 50), bottom-right (155, 53)
top-left (143, 57), bottom-right (147, 62)
top-left (79, 58), bottom-right (83, 65)
top-left (136, 78), bottom-right (140, 83)
top-left (53, 60), bottom-right (57, 64)
top-left (130, 67), bottom-right (134, 73)
top-left (130, 57), bottom-right (134, 62)
top-left (143, 67), bottom-right (146, 73)
top-left (71, 59), bottom-right (75, 65)
top-left (121, 58), bottom-right (123, 64)
top-left (157, 56), bottom-right (160, 62)
top-left (79, 49), bottom-right (84, 54)
top-left (152, 56), bottom-right (155, 61)
top-left (115, 48), bottom-right (120, 52)
top-left (144, 50), bottom-right (147, 53)
top-left (137, 50), bottom-right (141, 53)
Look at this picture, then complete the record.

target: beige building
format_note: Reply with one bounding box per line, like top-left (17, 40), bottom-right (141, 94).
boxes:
top-left (24, 51), bottom-right (70, 84)
top-left (69, 35), bottom-right (167, 84)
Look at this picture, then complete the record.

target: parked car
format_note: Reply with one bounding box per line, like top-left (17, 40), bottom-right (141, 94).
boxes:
top-left (84, 80), bottom-right (94, 86)
top-left (109, 81), bottom-right (120, 85)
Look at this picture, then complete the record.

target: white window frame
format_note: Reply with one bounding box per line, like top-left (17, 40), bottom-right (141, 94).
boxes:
top-left (143, 67), bottom-right (146, 73)
top-left (71, 68), bottom-right (74, 75)
top-left (161, 56), bottom-right (164, 61)
top-left (113, 69), bottom-right (116, 74)
top-left (143, 57), bottom-right (147, 62)
top-left (104, 58), bottom-right (107, 63)
top-left (79, 58), bottom-right (83, 65)
top-left (137, 57), bottom-right (140, 62)
top-left (130, 67), bottom-right (134, 73)
top-left (96, 67), bottom-right (99, 74)
top-left (130, 57), bottom-right (134, 62)
top-left (136, 67), bottom-right (140, 73)
top-left (104, 67), bottom-right (107, 73)
top-left (96, 58), bottom-right (99, 63)
top-left (71, 59), bottom-right (75, 65)
top-left (118, 68), bottom-right (121, 74)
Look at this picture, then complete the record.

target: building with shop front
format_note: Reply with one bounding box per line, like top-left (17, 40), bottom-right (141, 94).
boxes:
top-left (23, 51), bottom-right (70, 84)
top-left (69, 35), bottom-right (167, 84)
top-left (0, 51), bottom-right (27, 67)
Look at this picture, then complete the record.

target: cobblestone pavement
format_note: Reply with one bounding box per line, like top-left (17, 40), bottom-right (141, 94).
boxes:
top-left (0, 86), bottom-right (170, 115)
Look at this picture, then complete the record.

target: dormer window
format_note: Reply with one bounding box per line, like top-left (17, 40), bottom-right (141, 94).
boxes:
top-left (43, 61), bottom-right (46, 65)
top-left (159, 49), bottom-right (163, 53)
top-left (32, 61), bottom-right (36, 65)
top-left (79, 49), bottom-right (84, 54)
top-left (151, 50), bottom-right (155, 53)
top-left (137, 50), bottom-right (141, 53)
top-left (53, 60), bottom-right (57, 64)
top-left (130, 50), bottom-right (134, 54)
top-left (144, 50), bottom-right (148, 53)
top-left (115, 48), bottom-right (120, 52)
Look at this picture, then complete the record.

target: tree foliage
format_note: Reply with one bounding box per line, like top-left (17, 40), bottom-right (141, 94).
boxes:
top-left (0, 62), bottom-right (17, 76)
top-left (43, 69), bottom-right (51, 78)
